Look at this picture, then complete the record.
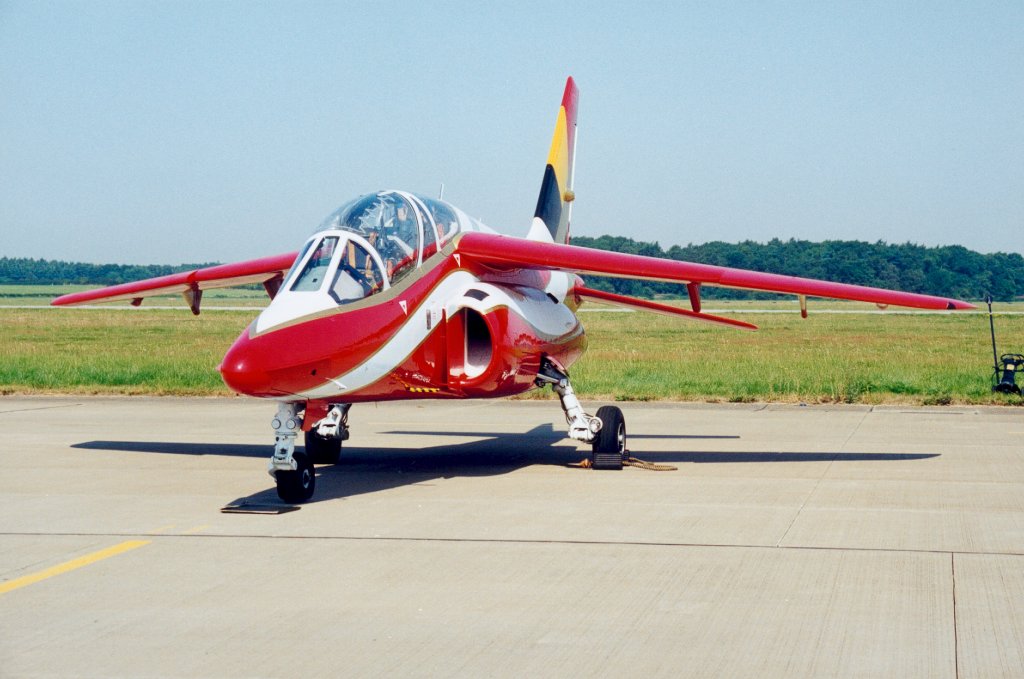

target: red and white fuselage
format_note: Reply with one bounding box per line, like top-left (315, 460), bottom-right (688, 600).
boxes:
top-left (218, 190), bottom-right (587, 408)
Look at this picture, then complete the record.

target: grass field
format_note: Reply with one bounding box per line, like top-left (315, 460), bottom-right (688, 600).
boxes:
top-left (572, 305), bottom-right (1021, 405)
top-left (0, 285), bottom-right (268, 307)
top-left (0, 308), bottom-right (251, 395)
top-left (2, 288), bottom-right (1022, 404)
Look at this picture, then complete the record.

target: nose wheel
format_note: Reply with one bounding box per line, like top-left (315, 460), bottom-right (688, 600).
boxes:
top-left (275, 450), bottom-right (315, 503)
top-left (266, 402), bottom-right (321, 504)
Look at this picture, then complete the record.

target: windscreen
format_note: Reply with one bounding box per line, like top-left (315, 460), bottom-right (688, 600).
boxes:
top-left (290, 236), bottom-right (339, 292)
top-left (330, 240), bottom-right (384, 304)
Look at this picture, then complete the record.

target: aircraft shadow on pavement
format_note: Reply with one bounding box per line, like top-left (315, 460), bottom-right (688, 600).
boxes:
top-left (384, 430), bottom-right (741, 440)
top-left (73, 441), bottom-right (269, 458)
top-left (73, 423), bottom-right (939, 506)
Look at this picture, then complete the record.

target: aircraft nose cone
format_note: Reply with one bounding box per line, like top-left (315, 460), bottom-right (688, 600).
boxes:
top-left (219, 357), bottom-right (273, 397)
top-left (219, 332), bottom-right (276, 397)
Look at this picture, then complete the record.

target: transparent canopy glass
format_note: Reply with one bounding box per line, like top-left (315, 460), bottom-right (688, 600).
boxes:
top-left (286, 191), bottom-right (468, 305)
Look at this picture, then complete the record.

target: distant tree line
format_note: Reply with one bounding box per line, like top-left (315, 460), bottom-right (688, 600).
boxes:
top-left (570, 237), bottom-right (1024, 302)
top-left (0, 258), bottom-right (217, 286)
top-left (3, 237), bottom-right (1023, 301)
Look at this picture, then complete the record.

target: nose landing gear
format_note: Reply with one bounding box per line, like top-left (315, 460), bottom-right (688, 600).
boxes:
top-left (267, 402), bottom-right (315, 503)
top-left (267, 402), bottom-right (351, 503)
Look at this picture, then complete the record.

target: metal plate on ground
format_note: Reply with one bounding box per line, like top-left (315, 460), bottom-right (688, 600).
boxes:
top-left (220, 503), bottom-right (300, 514)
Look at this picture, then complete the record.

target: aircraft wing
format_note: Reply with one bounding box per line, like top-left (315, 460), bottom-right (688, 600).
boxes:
top-left (454, 233), bottom-right (976, 311)
top-left (574, 285), bottom-right (758, 330)
top-left (51, 252), bottom-right (299, 314)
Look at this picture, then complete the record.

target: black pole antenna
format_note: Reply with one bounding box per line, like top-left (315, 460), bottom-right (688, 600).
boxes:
top-left (987, 294), bottom-right (999, 377)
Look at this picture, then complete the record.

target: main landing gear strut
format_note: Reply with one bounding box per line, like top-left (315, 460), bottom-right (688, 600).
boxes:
top-left (268, 402), bottom-right (350, 503)
top-left (536, 358), bottom-right (627, 469)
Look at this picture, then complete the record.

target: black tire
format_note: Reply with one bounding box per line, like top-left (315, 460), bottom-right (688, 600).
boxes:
top-left (276, 450), bottom-right (316, 503)
top-left (305, 429), bottom-right (342, 465)
top-left (591, 405), bottom-right (626, 470)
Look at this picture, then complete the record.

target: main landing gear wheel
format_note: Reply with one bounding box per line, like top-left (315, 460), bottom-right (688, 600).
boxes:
top-left (591, 405), bottom-right (626, 470)
top-left (305, 429), bottom-right (342, 465)
top-left (276, 450), bottom-right (315, 503)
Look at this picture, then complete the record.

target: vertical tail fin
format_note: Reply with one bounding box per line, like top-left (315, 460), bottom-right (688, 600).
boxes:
top-left (528, 77), bottom-right (578, 244)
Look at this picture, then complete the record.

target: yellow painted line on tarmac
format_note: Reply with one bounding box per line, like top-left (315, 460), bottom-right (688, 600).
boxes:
top-left (0, 540), bottom-right (151, 596)
top-left (148, 525), bottom-right (176, 534)
top-left (182, 525), bottom-right (209, 535)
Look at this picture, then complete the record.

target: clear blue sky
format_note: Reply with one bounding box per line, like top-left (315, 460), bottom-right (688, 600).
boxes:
top-left (1, 1), bottom-right (1022, 264)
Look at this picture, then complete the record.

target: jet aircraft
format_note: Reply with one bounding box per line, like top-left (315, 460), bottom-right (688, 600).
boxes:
top-left (53, 77), bottom-right (975, 503)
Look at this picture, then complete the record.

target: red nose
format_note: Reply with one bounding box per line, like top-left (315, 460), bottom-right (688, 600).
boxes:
top-left (219, 332), bottom-right (277, 397)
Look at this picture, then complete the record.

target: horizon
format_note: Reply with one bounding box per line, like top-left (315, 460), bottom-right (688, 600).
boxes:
top-left (4, 234), bottom-right (1022, 270)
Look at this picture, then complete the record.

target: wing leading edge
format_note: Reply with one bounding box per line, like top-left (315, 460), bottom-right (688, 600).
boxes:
top-left (454, 233), bottom-right (976, 311)
top-left (51, 252), bottom-right (299, 314)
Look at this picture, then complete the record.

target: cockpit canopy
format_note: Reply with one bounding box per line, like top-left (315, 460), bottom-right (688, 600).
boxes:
top-left (282, 191), bottom-right (478, 307)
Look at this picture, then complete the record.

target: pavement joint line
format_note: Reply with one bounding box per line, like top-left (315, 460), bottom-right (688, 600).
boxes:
top-left (952, 553), bottom-right (960, 679)
top-left (0, 403), bottom-right (84, 415)
top-left (775, 408), bottom-right (869, 546)
top-left (4, 531), bottom-right (1024, 558)
top-left (0, 539), bottom-right (151, 596)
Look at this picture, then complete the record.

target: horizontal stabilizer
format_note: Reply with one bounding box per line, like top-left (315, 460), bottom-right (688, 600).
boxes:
top-left (576, 286), bottom-right (757, 330)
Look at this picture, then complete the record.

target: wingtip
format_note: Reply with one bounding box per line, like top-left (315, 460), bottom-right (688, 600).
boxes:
top-left (52, 290), bottom-right (95, 307)
top-left (948, 300), bottom-right (978, 310)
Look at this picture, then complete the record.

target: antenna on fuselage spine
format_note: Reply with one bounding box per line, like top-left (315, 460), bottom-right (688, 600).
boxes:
top-left (438, 183), bottom-right (445, 200)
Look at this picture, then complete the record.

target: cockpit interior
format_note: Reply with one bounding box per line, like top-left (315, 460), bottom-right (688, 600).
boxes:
top-left (282, 190), bottom-right (479, 306)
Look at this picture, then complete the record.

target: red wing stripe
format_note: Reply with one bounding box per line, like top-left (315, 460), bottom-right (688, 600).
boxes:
top-left (455, 233), bottom-right (975, 311)
top-left (51, 252), bottom-right (299, 307)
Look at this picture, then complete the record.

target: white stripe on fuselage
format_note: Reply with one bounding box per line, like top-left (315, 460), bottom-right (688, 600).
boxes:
top-left (294, 270), bottom-right (579, 401)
